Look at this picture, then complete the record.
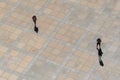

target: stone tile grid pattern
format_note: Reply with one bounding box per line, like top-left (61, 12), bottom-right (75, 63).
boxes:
top-left (0, 0), bottom-right (119, 80)
top-left (17, 32), bottom-right (46, 54)
top-left (2, 50), bottom-right (33, 73)
top-left (0, 69), bottom-right (18, 80)
top-left (41, 41), bottom-right (72, 64)
top-left (0, 24), bottom-right (22, 44)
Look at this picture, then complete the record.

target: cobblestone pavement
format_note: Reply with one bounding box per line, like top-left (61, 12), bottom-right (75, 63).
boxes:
top-left (0, 0), bottom-right (120, 80)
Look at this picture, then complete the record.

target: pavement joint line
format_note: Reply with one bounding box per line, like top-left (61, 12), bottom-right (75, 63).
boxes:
top-left (0, 0), bottom-right (20, 26)
top-left (18, 0), bottom-right (73, 79)
top-left (6, 0), bottom-right (52, 56)
top-left (84, 0), bottom-right (112, 79)
top-left (51, 7), bottom-right (84, 80)
top-left (0, 0), bottom-right (120, 80)
top-left (11, 0), bottom-right (52, 48)
top-left (52, 0), bottom-right (111, 79)
top-left (21, 6), bottom-right (76, 80)
top-left (40, 56), bottom-right (87, 75)
top-left (14, 0), bottom-right (51, 79)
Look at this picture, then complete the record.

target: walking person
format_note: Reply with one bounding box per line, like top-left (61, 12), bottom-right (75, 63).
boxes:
top-left (32, 15), bottom-right (37, 25)
top-left (96, 38), bottom-right (104, 66)
top-left (32, 15), bottom-right (39, 33)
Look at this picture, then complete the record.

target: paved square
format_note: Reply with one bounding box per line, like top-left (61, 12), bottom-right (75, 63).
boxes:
top-left (66, 50), bottom-right (96, 73)
top-left (80, 0), bottom-right (105, 11)
top-left (0, 24), bottom-right (22, 45)
top-left (37, 15), bottom-right (59, 36)
top-left (0, 0), bottom-right (120, 80)
top-left (0, 69), bottom-right (18, 80)
top-left (44, 0), bottom-right (73, 19)
top-left (56, 68), bottom-right (84, 80)
top-left (21, 58), bottom-right (59, 80)
top-left (2, 50), bottom-right (33, 73)
top-left (41, 41), bottom-right (72, 64)
top-left (55, 23), bottom-right (85, 44)
top-left (17, 32), bottom-right (46, 54)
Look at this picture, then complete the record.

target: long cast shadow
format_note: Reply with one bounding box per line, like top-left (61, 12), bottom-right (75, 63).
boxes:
top-left (96, 38), bottom-right (104, 67)
top-left (34, 24), bottom-right (39, 33)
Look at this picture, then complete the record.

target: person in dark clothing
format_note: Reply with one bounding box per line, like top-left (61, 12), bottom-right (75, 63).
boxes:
top-left (32, 15), bottom-right (39, 33)
top-left (32, 15), bottom-right (37, 24)
top-left (96, 38), bottom-right (104, 66)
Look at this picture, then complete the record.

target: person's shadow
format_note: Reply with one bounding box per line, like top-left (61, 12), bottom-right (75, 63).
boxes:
top-left (32, 15), bottom-right (39, 33)
top-left (34, 25), bottom-right (38, 33)
top-left (96, 38), bottom-right (104, 67)
top-left (99, 59), bottom-right (104, 66)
